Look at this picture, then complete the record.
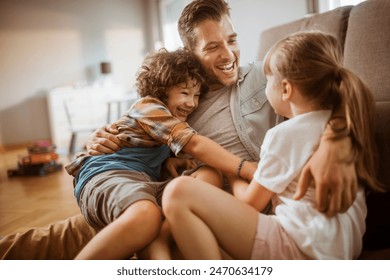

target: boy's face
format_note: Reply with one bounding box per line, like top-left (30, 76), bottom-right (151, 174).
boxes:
top-left (191, 15), bottom-right (240, 91)
top-left (166, 79), bottom-right (201, 122)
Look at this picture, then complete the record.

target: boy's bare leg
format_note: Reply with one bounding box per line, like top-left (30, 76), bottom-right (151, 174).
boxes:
top-left (0, 214), bottom-right (97, 260)
top-left (75, 200), bottom-right (162, 260)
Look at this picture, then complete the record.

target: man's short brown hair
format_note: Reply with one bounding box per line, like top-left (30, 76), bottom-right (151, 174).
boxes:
top-left (178, 0), bottom-right (230, 49)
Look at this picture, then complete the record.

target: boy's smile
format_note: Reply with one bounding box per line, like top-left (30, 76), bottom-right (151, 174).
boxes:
top-left (166, 80), bottom-right (201, 122)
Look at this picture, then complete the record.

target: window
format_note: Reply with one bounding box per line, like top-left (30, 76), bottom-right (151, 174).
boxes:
top-left (158, 0), bottom-right (191, 50)
top-left (318, 0), bottom-right (366, 13)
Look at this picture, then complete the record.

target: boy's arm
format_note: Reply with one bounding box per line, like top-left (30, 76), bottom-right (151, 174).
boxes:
top-left (182, 134), bottom-right (256, 181)
top-left (162, 157), bottom-right (197, 178)
top-left (295, 122), bottom-right (358, 217)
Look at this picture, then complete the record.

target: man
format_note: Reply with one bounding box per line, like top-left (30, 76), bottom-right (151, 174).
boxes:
top-left (0, 0), bottom-right (356, 260)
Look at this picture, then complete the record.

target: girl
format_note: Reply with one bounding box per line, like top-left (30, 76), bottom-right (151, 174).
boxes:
top-left (162, 31), bottom-right (383, 259)
top-left (65, 48), bottom-right (256, 259)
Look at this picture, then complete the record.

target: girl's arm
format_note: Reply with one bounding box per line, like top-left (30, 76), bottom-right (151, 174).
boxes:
top-left (227, 175), bottom-right (274, 212)
top-left (182, 134), bottom-right (257, 181)
top-left (228, 175), bottom-right (250, 198)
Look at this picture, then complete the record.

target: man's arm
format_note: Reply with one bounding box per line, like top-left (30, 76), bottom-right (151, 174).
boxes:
top-left (86, 124), bottom-right (121, 155)
top-left (295, 121), bottom-right (358, 217)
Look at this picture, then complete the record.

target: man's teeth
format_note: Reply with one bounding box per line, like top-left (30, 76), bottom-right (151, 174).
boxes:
top-left (217, 63), bottom-right (234, 71)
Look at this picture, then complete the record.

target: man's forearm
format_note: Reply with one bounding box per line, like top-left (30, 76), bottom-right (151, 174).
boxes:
top-left (321, 119), bottom-right (353, 163)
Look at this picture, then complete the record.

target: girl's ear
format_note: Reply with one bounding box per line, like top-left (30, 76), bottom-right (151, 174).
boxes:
top-left (281, 79), bottom-right (292, 101)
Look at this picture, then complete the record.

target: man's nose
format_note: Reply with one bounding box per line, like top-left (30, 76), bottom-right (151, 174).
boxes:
top-left (219, 43), bottom-right (235, 60)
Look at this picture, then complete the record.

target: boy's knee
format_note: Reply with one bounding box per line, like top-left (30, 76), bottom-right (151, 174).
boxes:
top-left (121, 200), bottom-right (161, 231)
top-left (115, 201), bottom-right (162, 247)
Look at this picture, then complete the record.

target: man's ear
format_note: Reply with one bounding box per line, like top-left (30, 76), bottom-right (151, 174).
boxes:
top-left (281, 79), bottom-right (292, 101)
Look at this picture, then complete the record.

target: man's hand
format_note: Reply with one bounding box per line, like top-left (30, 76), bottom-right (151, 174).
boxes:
top-left (164, 158), bottom-right (197, 177)
top-left (294, 136), bottom-right (358, 217)
top-left (86, 124), bottom-right (121, 155)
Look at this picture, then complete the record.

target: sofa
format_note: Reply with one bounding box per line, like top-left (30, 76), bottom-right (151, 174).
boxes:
top-left (258, 0), bottom-right (390, 259)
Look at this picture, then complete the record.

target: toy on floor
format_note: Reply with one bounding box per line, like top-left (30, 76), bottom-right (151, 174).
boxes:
top-left (7, 140), bottom-right (63, 177)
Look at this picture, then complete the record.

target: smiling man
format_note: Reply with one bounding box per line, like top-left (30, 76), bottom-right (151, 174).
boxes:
top-left (189, 15), bottom-right (240, 90)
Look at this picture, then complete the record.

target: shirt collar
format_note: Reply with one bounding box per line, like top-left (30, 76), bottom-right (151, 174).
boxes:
top-left (237, 63), bottom-right (255, 84)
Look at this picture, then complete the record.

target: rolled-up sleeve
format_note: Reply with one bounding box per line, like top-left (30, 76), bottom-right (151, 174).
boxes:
top-left (117, 97), bottom-right (196, 156)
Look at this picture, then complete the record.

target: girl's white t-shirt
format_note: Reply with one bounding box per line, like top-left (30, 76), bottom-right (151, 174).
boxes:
top-left (254, 110), bottom-right (367, 259)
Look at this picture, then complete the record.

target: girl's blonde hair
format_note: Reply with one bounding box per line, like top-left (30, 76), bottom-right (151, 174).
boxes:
top-left (263, 31), bottom-right (383, 192)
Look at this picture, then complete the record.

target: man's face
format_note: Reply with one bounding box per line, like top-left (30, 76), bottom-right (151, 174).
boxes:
top-left (192, 15), bottom-right (240, 91)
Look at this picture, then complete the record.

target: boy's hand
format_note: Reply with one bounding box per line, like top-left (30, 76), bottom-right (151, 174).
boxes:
top-left (164, 158), bottom-right (197, 177)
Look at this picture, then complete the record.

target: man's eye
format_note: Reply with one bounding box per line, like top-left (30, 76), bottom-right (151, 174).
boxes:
top-left (206, 45), bottom-right (217, 51)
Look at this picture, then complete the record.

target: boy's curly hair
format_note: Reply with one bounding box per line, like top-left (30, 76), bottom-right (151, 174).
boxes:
top-left (136, 48), bottom-right (208, 102)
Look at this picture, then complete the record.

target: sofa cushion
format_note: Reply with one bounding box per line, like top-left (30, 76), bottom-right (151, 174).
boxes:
top-left (344, 0), bottom-right (390, 103)
top-left (258, 6), bottom-right (352, 60)
top-left (343, 0), bottom-right (390, 188)
top-left (343, 0), bottom-right (390, 252)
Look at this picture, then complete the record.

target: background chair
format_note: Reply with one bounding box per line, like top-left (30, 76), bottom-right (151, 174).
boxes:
top-left (63, 93), bottom-right (137, 156)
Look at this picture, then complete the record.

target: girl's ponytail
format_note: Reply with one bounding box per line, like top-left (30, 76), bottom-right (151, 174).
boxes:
top-left (337, 68), bottom-right (383, 192)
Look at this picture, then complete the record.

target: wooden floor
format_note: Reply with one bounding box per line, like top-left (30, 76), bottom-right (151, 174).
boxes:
top-left (0, 147), bottom-right (80, 236)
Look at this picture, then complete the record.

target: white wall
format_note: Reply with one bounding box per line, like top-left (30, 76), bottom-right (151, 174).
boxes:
top-left (228, 0), bottom-right (308, 65)
top-left (0, 0), bottom-right (148, 147)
